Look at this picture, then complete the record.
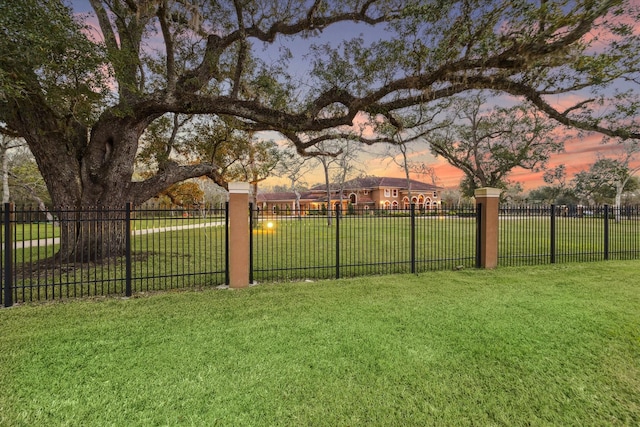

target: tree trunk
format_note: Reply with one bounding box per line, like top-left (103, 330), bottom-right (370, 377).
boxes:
top-left (7, 99), bottom-right (217, 264)
top-left (10, 111), bottom-right (146, 262)
top-left (322, 160), bottom-right (332, 227)
top-left (615, 181), bottom-right (623, 222)
top-left (55, 207), bottom-right (128, 263)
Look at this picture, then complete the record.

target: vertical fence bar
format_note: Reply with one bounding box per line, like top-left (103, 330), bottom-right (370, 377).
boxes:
top-left (550, 204), bottom-right (556, 264)
top-left (249, 203), bottom-right (254, 284)
top-left (604, 204), bottom-right (609, 261)
top-left (125, 203), bottom-right (132, 297)
top-left (335, 205), bottom-right (341, 279)
top-left (3, 203), bottom-right (13, 307)
top-left (410, 203), bottom-right (416, 274)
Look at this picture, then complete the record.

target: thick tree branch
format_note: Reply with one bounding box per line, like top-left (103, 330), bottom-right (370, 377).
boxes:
top-left (231, 0), bottom-right (247, 99)
top-left (157, 1), bottom-right (177, 93)
top-left (244, 3), bottom-right (392, 43)
top-left (129, 161), bottom-right (223, 205)
top-left (482, 77), bottom-right (640, 140)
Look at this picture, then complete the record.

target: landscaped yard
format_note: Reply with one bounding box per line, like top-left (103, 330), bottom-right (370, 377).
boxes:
top-left (1, 261), bottom-right (638, 426)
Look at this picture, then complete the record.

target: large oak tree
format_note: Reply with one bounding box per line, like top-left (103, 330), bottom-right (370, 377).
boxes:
top-left (1, 0), bottom-right (639, 260)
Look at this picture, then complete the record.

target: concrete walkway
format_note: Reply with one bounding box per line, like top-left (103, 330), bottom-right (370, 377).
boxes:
top-left (10, 221), bottom-right (225, 249)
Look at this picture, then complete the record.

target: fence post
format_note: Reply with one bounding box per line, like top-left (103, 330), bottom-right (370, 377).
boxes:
top-left (228, 182), bottom-right (250, 288)
top-left (474, 188), bottom-right (501, 269)
top-left (550, 204), bottom-right (556, 264)
top-left (604, 204), bottom-right (609, 261)
top-left (410, 203), bottom-right (416, 274)
top-left (125, 203), bottom-right (132, 297)
top-left (3, 203), bottom-right (13, 307)
top-left (335, 205), bottom-right (341, 279)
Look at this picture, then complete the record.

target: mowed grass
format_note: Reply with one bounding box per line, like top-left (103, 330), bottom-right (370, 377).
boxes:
top-left (1, 261), bottom-right (639, 426)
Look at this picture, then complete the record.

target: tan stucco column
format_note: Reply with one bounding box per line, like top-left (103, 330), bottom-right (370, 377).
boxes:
top-left (228, 182), bottom-right (250, 288)
top-left (475, 187), bottom-right (502, 269)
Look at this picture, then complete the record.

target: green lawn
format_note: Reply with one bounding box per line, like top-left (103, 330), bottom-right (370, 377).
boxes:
top-left (1, 261), bottom-right (639, 426)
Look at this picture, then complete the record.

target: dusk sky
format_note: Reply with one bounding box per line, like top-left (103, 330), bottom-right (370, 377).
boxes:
top-left (71, 0), bottom-right (640, 192)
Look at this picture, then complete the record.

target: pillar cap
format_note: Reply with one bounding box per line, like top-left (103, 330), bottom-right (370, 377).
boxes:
top-left (474, 187), bottom-right (502, 198)
top-left (228, 182), bottom-right (250, 194)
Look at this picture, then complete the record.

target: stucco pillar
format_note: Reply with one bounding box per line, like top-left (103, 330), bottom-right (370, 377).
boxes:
top-left (475, 187), bottom-right (501, 269)
top-left (228, 182), bottom-right (250, 288)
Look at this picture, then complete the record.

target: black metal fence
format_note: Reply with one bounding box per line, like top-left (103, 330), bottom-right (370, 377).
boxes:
top-left (250, 205), bottom-right (479, 282)
top-left (3, 202), bottom-right (640, 306)
top-left (499, 204), bottom-right (640, 266)
top-left (1, 203), bottom-right (228, 306)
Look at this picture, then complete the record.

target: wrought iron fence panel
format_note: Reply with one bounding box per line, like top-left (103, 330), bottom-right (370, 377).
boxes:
top-left (251, 208), bottom-right (337, 282)
top-left (130, 203), bottom-right (228, 293)
top-left (250, 205), bottom-right (478, 283)
top-left (1, 203), bottom-right (227, 306)
top-left (498, 204), bottom-right (640, 266)
top-left (499, 205), bottom-right (553, 266)
top-left (414, 205), bottom-right (478, 272)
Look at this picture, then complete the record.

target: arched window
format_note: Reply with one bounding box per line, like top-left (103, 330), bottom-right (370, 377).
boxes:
top-left (349, 193), bottom-right (357, 204)
top-left (383, 201), bottom-right (391, 210)
top-left (392, 201), bottom-right (399, 210)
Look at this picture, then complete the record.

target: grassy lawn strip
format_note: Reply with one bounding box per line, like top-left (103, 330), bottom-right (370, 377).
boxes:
top-left (1, 262), bottom-right (639, 426)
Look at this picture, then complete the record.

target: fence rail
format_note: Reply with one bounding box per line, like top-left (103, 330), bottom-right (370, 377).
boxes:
top-left (2, 202), bottom-right (640, 306)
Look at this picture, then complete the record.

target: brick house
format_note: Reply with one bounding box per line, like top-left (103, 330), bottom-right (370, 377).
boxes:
top-left (257, 176), bottom-right (442, 214)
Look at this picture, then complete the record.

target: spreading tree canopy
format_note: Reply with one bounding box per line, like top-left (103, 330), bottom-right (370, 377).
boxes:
top-left (1, 0), bottom-right (639, 259)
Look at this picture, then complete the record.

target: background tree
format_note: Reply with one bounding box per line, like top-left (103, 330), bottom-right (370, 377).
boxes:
top-left (542, 165), bottom-right (568, 202)
top-left (276, 149), bottom-right (313, 217)
top-left (225, 138), bottom-right (281, 214)
top-left (2, 0), bottom-right (640, 260)
top-left (314, 141), bottom-right (340, 226)
top-left (313, 139), bottom-right (361, 225)
top-left (330, 140), bottom-right (362, 211)
top-left (5, 146), bottom-right (52, 216)
top-left (571, 157), bottom-right (640, 207)
top-left (527, 165), bottom-right (577, 204)
top-left (159, 181), bottom-right (205, 208)
top-left (1, 134), bottom-right (24, 203)
top-left (502, 182), bottom-right (526, 204)
top-left (428, 93), bottom-right (564, 197)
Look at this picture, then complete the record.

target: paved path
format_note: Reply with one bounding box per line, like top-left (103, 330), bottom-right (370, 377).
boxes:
top-left (11, 221), bottom-right (225, 249)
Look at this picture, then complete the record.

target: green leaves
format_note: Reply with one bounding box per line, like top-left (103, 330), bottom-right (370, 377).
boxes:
top-left (0, 0), bottom-right (108, 124)
top-left (428, 93), bottom-right (563, 194)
